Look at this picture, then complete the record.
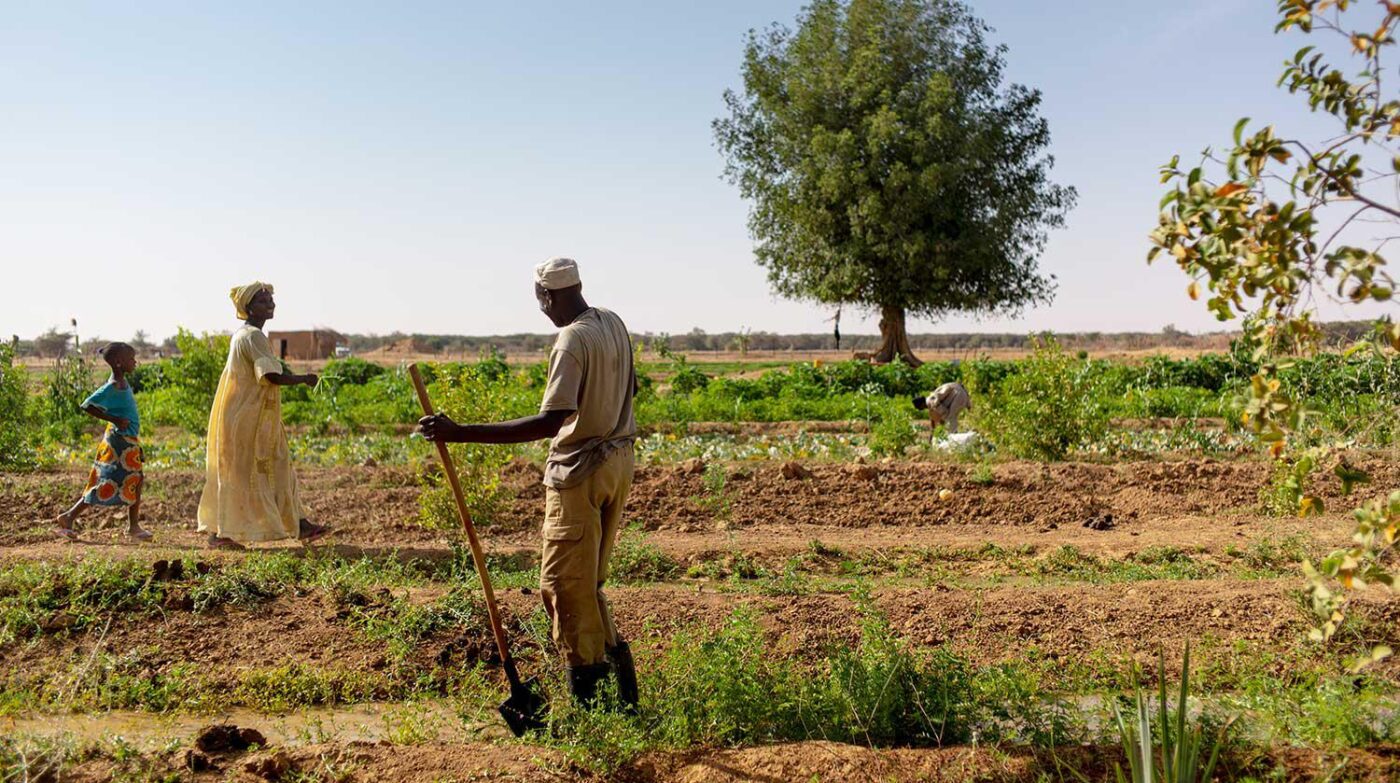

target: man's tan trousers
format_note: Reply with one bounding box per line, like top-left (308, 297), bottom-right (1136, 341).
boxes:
top-left (539, 445), bottom-right (634, 666)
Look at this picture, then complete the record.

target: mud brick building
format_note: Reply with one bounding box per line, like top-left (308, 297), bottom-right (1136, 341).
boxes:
top-left (266, 329), bottom-right (347, 360)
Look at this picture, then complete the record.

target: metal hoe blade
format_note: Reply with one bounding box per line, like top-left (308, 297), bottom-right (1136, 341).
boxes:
top-left (499, 675), bottom-right (547, 737)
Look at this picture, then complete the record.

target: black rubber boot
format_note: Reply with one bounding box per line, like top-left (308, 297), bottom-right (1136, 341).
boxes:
top-left (607, 642), bottom-right (639, 714)
top-left (567, 663), bottom-right (612, 708)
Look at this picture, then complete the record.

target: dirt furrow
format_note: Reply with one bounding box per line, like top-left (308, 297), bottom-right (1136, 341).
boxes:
top-left (6, 578), bottom-right (1396, 689)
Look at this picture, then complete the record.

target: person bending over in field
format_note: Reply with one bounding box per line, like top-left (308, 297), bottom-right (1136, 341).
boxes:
top-left (197, 282), bottom-right (331, 550)
top-left (913, 381), bottom-right (972, 437)
top-left (417, 257), bottom-right (640, 712)
top-left (54, 342), bottom-right (152, 542)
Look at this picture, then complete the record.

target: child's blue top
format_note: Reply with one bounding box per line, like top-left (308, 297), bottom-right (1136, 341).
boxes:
top-left (82, 378), bottom-right (140, 437)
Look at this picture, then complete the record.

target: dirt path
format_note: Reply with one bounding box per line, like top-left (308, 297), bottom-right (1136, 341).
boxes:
top-left (4, 456), bottom-right (1391, 557)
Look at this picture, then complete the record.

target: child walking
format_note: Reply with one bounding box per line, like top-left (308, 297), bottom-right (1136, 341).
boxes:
top-left (54, 342), bottom-right (152, 541)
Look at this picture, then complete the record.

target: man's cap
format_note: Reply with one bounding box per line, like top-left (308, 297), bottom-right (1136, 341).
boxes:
top-left (534, 257), bottom-right (581, 290)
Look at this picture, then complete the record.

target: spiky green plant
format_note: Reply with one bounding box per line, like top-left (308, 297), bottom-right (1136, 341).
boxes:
top-left (1114, 644), bottom-right (1228, 783)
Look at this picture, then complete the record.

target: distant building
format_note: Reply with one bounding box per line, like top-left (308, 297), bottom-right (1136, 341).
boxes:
top-left (266, 329), bottom-right (347, 361)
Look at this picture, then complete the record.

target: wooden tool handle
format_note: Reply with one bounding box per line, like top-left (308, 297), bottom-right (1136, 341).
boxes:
top-left (409, 364), bottom-right (517, 679)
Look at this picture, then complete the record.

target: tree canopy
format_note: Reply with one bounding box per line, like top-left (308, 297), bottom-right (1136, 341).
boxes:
top-left (714, 0), bottom-right (1075, 364)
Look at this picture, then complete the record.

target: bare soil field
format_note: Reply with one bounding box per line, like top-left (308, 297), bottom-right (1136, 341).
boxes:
top-left (3, 455), bottom-right (1398, 781)
top-left (43, 741), bottom-right (1400, 783)
top-left (7, 455), bottom-right (1393, 552)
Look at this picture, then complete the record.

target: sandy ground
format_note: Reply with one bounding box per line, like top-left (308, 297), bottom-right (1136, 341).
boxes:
top-left (3, 455), bottom-right (1398, 781)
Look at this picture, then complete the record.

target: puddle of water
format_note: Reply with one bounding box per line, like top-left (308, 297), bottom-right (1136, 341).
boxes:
top-left (2, 701), bottom-right (505, 750)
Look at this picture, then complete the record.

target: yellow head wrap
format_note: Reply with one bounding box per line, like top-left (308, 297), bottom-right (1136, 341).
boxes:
top-left (230, 282), bottom-right (274, 319)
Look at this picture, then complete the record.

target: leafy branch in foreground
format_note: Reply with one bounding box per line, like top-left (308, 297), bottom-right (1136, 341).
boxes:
top-left (1149, 0), bottom-right (1398, 663)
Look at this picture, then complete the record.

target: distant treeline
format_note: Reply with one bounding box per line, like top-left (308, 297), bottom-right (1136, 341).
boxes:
top-left (341, 329), bottom-right (1230, 355)
top-left (12, 320), bottom-right (1383, 359)
top-left (339, 321), bottom-right (1378, 355)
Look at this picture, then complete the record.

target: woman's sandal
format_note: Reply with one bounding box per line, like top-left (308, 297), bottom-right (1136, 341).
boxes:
top-left (297, 520), bottom-right (332, 544)
top-left (54, 527), bottom-right (79, 541)
top-left (207, 536), bottom-right (246, 551)
top-left (128, 528), bottom-right (154, 542)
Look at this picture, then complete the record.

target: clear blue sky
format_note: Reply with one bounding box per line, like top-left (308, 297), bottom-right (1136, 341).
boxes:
top-left (2, 0), bottom-right (1390, 342)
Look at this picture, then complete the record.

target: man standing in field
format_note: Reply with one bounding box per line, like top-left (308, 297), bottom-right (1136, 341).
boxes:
top-left (417, 258), bottom-right (640, 710)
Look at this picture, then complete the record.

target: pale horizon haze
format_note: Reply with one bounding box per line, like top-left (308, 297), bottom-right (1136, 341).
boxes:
top-left (3, 1), bottom-right (1394, 343)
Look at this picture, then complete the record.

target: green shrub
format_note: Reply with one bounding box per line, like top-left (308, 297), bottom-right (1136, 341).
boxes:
top-left (0, 344), bottom-right (37, 469)
top-left (1258, 450), bottom-right (1321, 518)
top-left (867, 396), bottom-right (919, 457)
top-left (321, 356), bottom-right (385, 385)
top-left (41, 349), bottom-right (95, 442)
top-left (1113, 386), bottom-right (1228, 419)
top-left (289, 366), bottom-right (417, 434)
top-left (803, 600), bottom-right (971, 745)
top-left (970, 336), bottom-right (1110, 460)
top-left (665, 353), bottom-right (711, 395)
top-left (133, 329), bottom-right (229, 434)
top-left (416, 362), bottom-right (537, 531)
top-left (1136, 353), bottom-right (1249, 392)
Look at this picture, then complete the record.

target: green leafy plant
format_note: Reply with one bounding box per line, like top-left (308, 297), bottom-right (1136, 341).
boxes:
top-left (970, 335), bottom-right (1109, 460)
top-left (657, 342), bottom-right (710, 396)
top-left (133, 329), bottom-right (231, 434)
top-left (415, 362), bottom-right (536, 531)
top-left (693, 463), bottom-right (734, 522)
top-left (866, 396), bottom-right (919, 457)
top-left (968, 461), bottom-right (996, 486)
top-left (1258, 447), bottom-right (1325, 517)
top-left (322, 356), bottom-right (385, 385)
top-left (608, 524), bottom-right (681, 584)
top-left (41, 332), bottom-right (94, 442)
top-left (0, 344), bottom-right (37, 469)
top-left (1114, 645), bottom-right (1228, 783)
top-left (1150, 0), bottom-right (1399, 656)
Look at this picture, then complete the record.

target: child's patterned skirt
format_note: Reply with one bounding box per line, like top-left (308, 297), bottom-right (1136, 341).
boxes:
top-left (82, 428), bottom-right (143, 507)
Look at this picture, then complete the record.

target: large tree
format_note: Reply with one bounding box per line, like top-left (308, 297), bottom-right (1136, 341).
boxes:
top-left (714, 0), bottom-right (1075, 365)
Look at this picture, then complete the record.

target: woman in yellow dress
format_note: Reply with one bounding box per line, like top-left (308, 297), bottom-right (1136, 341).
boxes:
top-left (197, 282), bottom-right (331, 550)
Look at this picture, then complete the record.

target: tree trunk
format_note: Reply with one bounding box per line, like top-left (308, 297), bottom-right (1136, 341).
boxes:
top-left (873, 305), bottom-right (922, 366)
